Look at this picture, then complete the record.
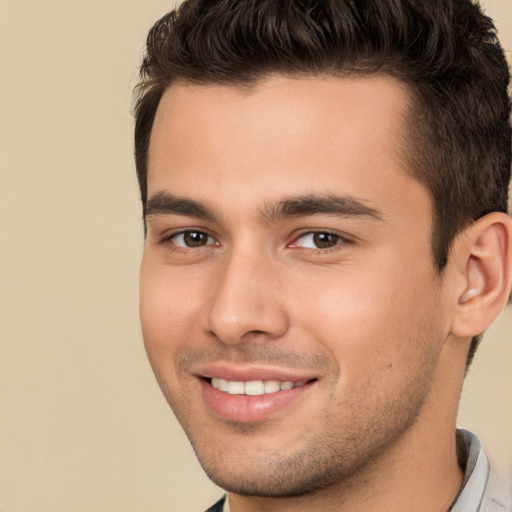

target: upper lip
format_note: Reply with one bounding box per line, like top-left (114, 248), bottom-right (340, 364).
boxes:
top-left (194, 362), bottom-right (319, 382)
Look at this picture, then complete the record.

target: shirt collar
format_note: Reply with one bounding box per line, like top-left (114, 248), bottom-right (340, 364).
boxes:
top-left (449, 429), bottom-right (490, 512)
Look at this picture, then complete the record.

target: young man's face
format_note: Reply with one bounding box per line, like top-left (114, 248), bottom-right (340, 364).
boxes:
top-left (140, 76), bottom-right (454, 496)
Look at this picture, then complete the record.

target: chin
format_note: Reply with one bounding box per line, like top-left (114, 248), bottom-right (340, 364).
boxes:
top-left (188, 427), bottom-right (397, 499)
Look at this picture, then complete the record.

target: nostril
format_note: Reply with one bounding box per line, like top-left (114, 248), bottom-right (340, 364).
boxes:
top-left (244, 329), bottom-right (267, 338)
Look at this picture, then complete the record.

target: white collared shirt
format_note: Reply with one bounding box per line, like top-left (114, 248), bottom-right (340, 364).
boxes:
top-left (450, 430), bottom-right (511, 512)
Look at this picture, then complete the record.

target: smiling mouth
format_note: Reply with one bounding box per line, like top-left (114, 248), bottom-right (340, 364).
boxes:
top-left (207, 378), bottom-right (316, 396)
top-left (199, 375), bottom-right (319, 422)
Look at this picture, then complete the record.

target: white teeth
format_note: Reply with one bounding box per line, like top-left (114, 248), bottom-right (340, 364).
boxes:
top-left (211, 377), bottom-right (229, 392)
top-left (245, 380), bottom-right (265, 396)
top-left (218, 378), bottom-right (229, 392)
top-left (210, 378), bottom-right (309, 395)
top-left (227, 381), bottom-right (245, 395)
top-left (264, 380), bottom-right (281, 393)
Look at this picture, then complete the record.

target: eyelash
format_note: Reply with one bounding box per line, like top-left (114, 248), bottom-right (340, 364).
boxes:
top-left (160, 229), bottom-right (351, 253)
top-left (289, 231), bottom-right (350, 252)
top-left (161, 229), bottom-right (218, 250)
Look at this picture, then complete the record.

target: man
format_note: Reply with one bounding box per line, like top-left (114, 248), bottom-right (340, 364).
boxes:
top-left (133, 0), bottom-right (512, 511)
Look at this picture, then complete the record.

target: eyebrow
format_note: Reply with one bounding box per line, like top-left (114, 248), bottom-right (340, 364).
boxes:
top-left (145, 191), bottom-right (216, 221)
top-left (261, 194), bottom-right (384, 222)
top-left (145, 191), bottom-right (383, 223)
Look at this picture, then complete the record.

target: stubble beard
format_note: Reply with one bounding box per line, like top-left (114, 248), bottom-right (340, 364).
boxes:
top-left (179, 362), bottom-right (437, 499)
top-left (156, 316), bottom-right (443, 499)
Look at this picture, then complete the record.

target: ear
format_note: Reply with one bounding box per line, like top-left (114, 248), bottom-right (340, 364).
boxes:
top-left (450, 212), bottom-right (512, 338)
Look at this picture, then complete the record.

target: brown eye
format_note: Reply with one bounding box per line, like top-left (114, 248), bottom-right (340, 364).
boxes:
top-left (312, 232), bottom-right (342, 249)
top-left (171, 230), bottom-right (215, 247)
top-left (293, 232), bottom-right (345, 249)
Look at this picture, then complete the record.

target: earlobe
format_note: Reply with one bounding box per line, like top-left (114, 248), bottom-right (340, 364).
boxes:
top-left (450, 212), bottom-right (512, 338)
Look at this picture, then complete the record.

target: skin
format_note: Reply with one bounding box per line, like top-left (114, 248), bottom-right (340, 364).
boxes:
top-left (140, 75), bottom-right (490, 512)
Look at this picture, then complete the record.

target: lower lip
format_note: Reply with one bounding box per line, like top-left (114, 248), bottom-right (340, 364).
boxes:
top-left (200, 379), bottom-right (315, 423)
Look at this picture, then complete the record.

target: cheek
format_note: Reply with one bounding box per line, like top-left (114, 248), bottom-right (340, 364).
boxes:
top-left (139, 258), bottom-right (197, 367)
top-left (140, 252), bottom-right (209, 326)
top-left (290, 258), bottom-right (442, 383)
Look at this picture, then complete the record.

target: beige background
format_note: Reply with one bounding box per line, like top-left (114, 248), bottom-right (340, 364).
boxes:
top-left (0, 1), bottom-right (511, 511)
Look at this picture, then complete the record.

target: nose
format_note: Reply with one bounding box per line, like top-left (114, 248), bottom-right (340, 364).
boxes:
top-left (202, 251), bottom-right (290, 345)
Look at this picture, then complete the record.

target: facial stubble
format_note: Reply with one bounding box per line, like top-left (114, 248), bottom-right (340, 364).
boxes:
top-left (158, 336), bottom-right (441, 499)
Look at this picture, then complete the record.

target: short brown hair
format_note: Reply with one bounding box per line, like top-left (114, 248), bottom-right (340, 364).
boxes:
top-left (133, 0), bottom-right (511, 365)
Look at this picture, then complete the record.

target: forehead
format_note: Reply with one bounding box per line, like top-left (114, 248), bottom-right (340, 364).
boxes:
top-left (150, 75), bottom-right (412, 160)
top-left (147, 75), bottom-right (427, 222)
